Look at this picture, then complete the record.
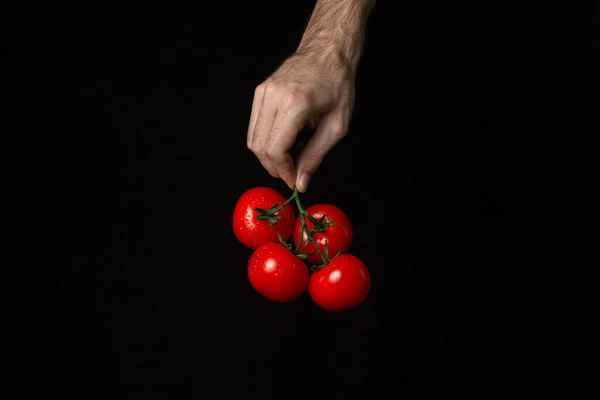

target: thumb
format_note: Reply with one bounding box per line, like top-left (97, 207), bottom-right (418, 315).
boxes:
top-left (295, 112), bottom-right (347, 193)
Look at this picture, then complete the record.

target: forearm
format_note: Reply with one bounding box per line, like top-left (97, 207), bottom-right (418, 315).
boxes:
top-left (297, 0), bottom-right (375, 71)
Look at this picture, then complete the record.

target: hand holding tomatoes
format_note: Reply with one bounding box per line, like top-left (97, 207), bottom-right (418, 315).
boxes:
top-left (234, 186), bottom-right (370, 311)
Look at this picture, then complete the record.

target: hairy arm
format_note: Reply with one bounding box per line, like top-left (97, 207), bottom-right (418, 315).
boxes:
top-left (247, 0), bottom-right (376, 192)
top-left (297, 0), bottom-right (375, 71)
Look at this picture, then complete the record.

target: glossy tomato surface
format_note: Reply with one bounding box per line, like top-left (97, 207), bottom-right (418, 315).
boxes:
top-left (308, 254), bottom-right (370, 312)
top-left (292, 204), bottom-right (354, 265)
top-left (233, 187), bottom-right (294, 249)
top-left (248, 242), bottom-right (309, 302)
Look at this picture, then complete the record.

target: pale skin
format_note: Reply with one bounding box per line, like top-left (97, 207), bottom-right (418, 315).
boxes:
top-left (247, 0), bottom-right (376, 193)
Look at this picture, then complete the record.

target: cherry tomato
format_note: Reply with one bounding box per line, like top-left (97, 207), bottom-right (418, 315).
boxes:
top-left (233, 187), bottom-right (295, 249)
top-left (308, 254), bottom-right (370, 312)
top-left (292, 204), bottom-right (354, 265)
top-left (248, 242), bottom-right (309, 302)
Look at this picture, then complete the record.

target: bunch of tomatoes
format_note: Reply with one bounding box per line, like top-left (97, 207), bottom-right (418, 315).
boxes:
top-left (233, 186), bottom-right (370, 312)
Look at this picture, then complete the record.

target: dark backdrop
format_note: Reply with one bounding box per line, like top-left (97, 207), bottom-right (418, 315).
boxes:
top-left (15, 1), bottom-right (549, 398)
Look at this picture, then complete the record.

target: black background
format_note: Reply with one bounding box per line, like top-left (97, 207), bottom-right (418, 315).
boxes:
top-left (14, 1), bottom-right (551, 398)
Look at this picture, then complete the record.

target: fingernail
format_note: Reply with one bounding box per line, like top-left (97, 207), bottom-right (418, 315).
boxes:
top-left (297, 172), bottom-right (311, 192)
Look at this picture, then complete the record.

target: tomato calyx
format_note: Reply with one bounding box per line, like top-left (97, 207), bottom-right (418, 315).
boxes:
top-left (306, 214), bottom-right (340, 234)
top-left (254, 205), bottom-right (286, 226)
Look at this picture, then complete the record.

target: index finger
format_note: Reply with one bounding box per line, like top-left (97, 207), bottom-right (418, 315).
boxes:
top-left (265, 110), bottom-right (309, 189)
top-left (247, 85), bottom-right (265, 148)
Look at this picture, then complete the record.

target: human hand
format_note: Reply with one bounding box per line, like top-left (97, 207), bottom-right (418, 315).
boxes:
top-left (247, 51), bottom-right (355, 193)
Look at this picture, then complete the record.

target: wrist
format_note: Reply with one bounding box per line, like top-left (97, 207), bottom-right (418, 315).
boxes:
top-left (295, 42), bottom-right (359, 76)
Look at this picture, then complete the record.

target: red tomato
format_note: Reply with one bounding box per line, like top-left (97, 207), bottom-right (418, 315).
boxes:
top-left (292, 204), bottom-right (354, 265)
top-left (308, 254), bottom-right (370, 312)
top-left (233, 187), bottom-right (295, 249)
top-left (248, 242), bottom-right (309, 302)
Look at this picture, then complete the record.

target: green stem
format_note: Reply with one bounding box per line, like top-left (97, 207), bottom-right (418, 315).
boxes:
top-left (254, 186), bottom-right (330, 266)
top-left (287, 187), bottom-right (329, 265)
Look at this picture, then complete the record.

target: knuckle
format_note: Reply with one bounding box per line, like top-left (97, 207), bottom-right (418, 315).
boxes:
top-left (246, 140), bottom-right (262, 155)
top-left (252, 142), bottom-right (266, 156)
top-left (264, 146), bottom-right (280, 160)
top-left (282, 90), bottom-right (307, 110)
top-left (254, 84), bottom-right (265, 98)
top-left (263, 81), bottom-right (279, 99)
top-left (329, 118), bottom-right (347, 140)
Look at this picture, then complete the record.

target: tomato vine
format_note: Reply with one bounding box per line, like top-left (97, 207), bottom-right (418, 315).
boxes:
top-left (254, 186), bottom-right (338, 269)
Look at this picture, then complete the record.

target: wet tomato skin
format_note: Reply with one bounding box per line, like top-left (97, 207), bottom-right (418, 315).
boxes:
top-left (292, 204), bottom-right (353, 265)
top-left (233, 187), bottom-right (294, 249)
top-left (248, 242), bottom-right (309, 302)
top-left (308, 254), bottom-right (370, 312)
